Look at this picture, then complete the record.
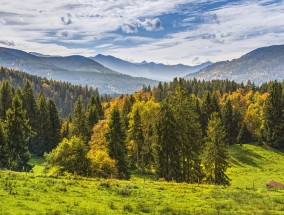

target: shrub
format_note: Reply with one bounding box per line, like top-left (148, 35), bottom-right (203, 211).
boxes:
top-left (45, 137), bottom-right (90, 176)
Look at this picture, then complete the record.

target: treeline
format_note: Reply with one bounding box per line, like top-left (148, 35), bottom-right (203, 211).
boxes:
top-left (0, 77), bottom-right (104, 171)
top-left (46, 78), bottom-right (284, 185)
top-left (0, 67), bottom-right (112, 118)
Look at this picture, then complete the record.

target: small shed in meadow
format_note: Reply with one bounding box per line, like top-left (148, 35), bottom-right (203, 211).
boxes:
top-left (266, 180), bottom-right (284, 189)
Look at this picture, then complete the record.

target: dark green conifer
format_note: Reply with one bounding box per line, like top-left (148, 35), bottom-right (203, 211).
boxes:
top-left (263, 81), bottom-right (284, 147)
top-left (105, 106), bottom-right (129, 179)
top-left (48, 100), bottom-right (61, 151)
top-left (204, 112), bottom-right (231, 186)
top-left (6, 92), bottom-right (32, 171)
top-left (155, 100), bottom-right (180, 181)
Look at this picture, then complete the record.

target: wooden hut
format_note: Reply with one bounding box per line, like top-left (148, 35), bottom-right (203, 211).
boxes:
top-left (266, 180), bottom-right (284, 189)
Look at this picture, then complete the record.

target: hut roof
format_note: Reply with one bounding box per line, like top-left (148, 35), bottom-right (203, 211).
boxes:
top-left (267, 180), bottom-right (284, 188)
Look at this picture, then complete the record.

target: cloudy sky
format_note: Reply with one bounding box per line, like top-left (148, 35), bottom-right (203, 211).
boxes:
top-left (0, 0), bottom-right (283, 65)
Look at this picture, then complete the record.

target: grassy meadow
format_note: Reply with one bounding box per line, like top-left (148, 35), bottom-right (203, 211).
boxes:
top-left (0, 144), bottom-right (284, 215)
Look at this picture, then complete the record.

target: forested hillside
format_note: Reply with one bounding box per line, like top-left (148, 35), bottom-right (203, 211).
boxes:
top-left (0, 66), bottom-right (283, 185)
top-left (0, 67), bottom-right (111, 118)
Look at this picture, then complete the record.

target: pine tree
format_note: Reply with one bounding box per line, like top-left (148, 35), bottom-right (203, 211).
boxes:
top-left (72, 96), bottom-right (88, 141)
top-left (48, 100), bottom-right (61, 151)
top-left (155, 101), bottom-right (181, 181)
top-left (95, 95), bottom-right (104, 119)
top-left (121, 97), bottom-right (132, 130)
top-left (263, 82), bottom-right (284, 147)
top-left (204, 112), bottom-right (231, 186)
top-left (86, 96), bottom-right (99, 140)
top-left (35, 93), bottom-right (51, 155)
top-left (170, 81), bottom-right (203, 183)
top-left (6, 92), bottom-right (32, 171)
top-left (105, 105), bottom-right (129, 179)
top-left (0, 122), bottom-right (7, 168)
top-left (222, 99), bottom-right (234, 145)
top-left (0, 80), bottom-right (13, 119)
top-left (127, 109), bottom-right (144, 170)
top-left (22, 81), bottom-right (38, 152)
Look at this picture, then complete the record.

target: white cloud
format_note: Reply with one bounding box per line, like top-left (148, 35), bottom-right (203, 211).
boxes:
top-left (137, 18), bottom-right (163, 31)
top-left (121, 23), bottom-right (138, 33)
top-left (0, 0), bottom-right (283, 65)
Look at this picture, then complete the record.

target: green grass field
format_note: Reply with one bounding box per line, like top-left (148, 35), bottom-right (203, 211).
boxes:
top-left (0, 144), bottom-right (284, 215)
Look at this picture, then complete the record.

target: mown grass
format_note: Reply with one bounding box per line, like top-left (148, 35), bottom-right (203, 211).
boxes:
top-left (0, 144), bottom-right (284, 215)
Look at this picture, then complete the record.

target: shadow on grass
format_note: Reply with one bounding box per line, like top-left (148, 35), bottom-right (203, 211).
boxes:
top-left (261, 144), bottom-right (284, 156)
top-left (230, 145), bottom-right (263, 169)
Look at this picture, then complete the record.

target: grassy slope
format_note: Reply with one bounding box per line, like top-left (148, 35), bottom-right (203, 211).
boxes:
top-left (0, 144), bottom-right (284, 215)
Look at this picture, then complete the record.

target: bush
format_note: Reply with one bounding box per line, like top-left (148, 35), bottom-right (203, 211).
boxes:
top-left (88, 150), bottom-right (117, 178)
top-left (45, 137), bottom-right (90, 176)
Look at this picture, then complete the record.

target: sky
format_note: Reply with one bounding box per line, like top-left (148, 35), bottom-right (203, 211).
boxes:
top-left (0, 0), bottom-right (284, 65)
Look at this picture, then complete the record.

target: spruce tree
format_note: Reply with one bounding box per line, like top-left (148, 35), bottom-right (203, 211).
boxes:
top-left (35, 93), bottom-right (51, 155)
top-left (155, 101), bottom-right (181, 181)
top-left (72, 96), bottom-right (88, 141)
top-left (0, 80), bottom-right (13, 119)
top-left (22, 81), bottom-right (38, 151)
top-left (263, 81), bottom-right (284, 147)
top-left (95, 94), bottom-right (104, 119)
top-left (121, 97), bottom-right (132, 130)
top-left (222, 99), bottom-right (234, 145)
top-left (86, 96), bottom-right (99, 140)
top-left (170, 81), bottom-right (203, 183)
top-left (105, 105), bottom-right (129, 179)
top-left (127, 109), bottom-right (144, 170)
top-left (0, 122), bottom-right (7, 168)
top-left (48, 100), bottom-right (61, 151)
top-left (6, 92), bottom-right (32, 171)
top-left (204, 112), bottom-right (231, 186)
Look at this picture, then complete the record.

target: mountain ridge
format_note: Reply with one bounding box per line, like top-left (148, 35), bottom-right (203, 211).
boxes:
top-left (0, 47), bottom-right (158, 94)
top-left (92, 54), bottom-right (212, 81)
top-left (185, 44), bottom-right (284, 84)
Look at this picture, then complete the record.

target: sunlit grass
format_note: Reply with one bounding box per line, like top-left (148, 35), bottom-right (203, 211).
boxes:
top-left (0, 144), bottom-right (283, 214)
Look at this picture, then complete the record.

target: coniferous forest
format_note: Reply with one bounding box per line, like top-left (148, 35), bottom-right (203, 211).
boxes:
top-left (0, 66), bottom-right (283, 186)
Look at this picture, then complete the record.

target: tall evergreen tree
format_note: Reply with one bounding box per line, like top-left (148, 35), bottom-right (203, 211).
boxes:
top-left (6, 92), bottom-right (32, 171)
top-left (48, 100), bottom-right (61, 151)
top-left (121, 97), bottom-right (132, 130)
top-left (95, 94), bottom-right (104, 119)
top-left (0, 80), bottom-right (13, 119)
top-left (22, 81), bottom-right (38, 151)
top-left (170, 81), bottom-right (203, 183)
top-left (203, 112), bottom-right (230, 186)
top-left (34, 93), bottom-right (51, 155)
top-left (86, 96), bottom-right (99, 140)
top-left (222, 99), bottom-right (235, 145)
top-left (155, 101), bottom-right (181, 181)
top-left (127, 109), bottom-right (144, 170)
top-left (263, 82), bottom-right (284, 147)
top-left (105, 106), bottom-right (129, 179)
top-left (0, 122), bottom-right (7, 168)
top-left (72, 96), bottom-right (88, 141)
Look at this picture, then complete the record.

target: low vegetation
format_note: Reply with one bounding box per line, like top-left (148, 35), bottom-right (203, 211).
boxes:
top-left (0, 144), bottom-right (283, 215)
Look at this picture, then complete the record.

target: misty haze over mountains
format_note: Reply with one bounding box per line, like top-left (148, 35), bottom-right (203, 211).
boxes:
top-left (92, 54), bottom-right (212, 81)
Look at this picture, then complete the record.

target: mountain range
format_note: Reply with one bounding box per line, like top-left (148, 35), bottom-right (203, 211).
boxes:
top-left (0, 47), bottom-right (157, 94)
top-left (92, 54), bottom-right (212, 81)
top-left (0, 44), bottom-right (284, 94)
top-left (185, 45), bottom-right (284, 84)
